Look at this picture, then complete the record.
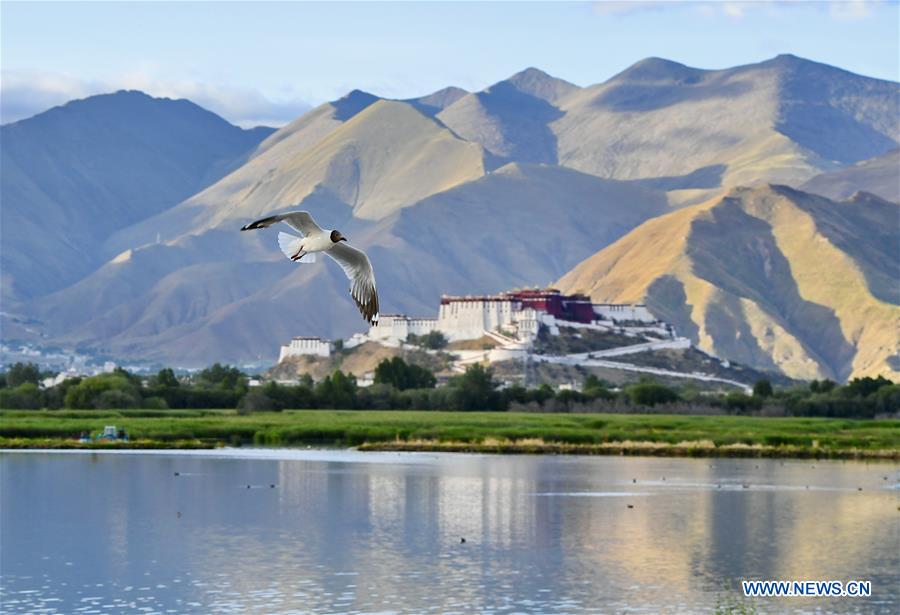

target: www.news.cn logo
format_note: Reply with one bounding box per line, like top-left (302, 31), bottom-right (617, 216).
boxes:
top-left (742, 580), bottom-right (872, 598)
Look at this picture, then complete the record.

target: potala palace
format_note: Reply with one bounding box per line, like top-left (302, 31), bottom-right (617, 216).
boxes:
top-left (363, 289), bottom-right (657, 344)
top-left (274, 288), bottom-right (757, 390)
top-left (280, 288), bottom-right (668, 361)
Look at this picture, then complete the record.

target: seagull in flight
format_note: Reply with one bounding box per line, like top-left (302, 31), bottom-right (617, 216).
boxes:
top-left (241, 211), bottom-right (379, 324)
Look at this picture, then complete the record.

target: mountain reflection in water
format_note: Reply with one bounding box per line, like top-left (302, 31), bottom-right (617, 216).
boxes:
top-left (1, 449), bottom-right (897, 614)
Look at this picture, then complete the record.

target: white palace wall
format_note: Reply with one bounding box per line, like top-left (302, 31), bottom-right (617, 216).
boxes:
top-left (593, 304), bottom-right (656, 323)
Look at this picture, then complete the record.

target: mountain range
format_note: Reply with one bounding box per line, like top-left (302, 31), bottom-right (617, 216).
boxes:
top-left (1, 55), bottom-right (897, 380)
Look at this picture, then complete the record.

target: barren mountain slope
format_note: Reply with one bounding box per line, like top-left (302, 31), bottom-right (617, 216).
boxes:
top-left (558, 185), bottom-right (899, 381)
top-left (553, 55), bottom-right (898, 191)
top-left (106, 99), bottom-right (486, 256)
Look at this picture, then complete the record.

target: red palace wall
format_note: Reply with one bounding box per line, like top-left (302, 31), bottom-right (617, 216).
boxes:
top-left (506, 289), bottom-right (594, 324)
top-left (438, 289), bottom-right (596, 324)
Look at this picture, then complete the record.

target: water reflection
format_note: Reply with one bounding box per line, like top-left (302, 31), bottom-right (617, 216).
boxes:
top-left (1, 450), bottom-right (897, 613)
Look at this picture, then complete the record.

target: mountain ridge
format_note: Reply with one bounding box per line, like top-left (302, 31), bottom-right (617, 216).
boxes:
top-left (3, 55), bottom-right (898, 379)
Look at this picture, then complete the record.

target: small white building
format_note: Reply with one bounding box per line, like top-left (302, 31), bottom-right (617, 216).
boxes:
top-left (278, 337), bottom-right (333, 362)
top-left (357, 372), bottom-right (375, 387)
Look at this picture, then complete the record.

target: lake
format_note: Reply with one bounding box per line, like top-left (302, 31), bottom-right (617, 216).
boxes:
top-left (1, 449), bottom-right (897, 614)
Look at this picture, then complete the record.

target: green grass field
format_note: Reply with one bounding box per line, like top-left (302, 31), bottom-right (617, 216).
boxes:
top-left (2, 409), bottom-right (898, 458)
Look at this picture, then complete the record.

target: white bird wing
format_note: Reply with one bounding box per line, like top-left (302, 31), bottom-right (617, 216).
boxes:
top-left (241, 210), bottom-right (323, 237)
top-left (325, 242), bottom-right (379, 325)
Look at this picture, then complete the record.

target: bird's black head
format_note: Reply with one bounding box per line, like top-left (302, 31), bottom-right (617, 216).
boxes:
top-left (330, 230), bottom-right (348, 243)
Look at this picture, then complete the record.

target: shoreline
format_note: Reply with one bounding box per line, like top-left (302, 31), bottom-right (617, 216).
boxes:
top-left (2, 437), bottom-right (897, 460)
top-left (3, 410), bottom-right (898, 461)
top-left (0, 438), bottom-right (214, 450)
top-left (357, 438), bottom-right (900, 460)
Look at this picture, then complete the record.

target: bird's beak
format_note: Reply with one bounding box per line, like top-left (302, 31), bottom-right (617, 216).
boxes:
top-left (340, 236), bottom-right (348, 242)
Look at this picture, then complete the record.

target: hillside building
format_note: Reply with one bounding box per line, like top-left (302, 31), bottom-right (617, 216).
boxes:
top-left (278, 336), bottom-right (333, 361)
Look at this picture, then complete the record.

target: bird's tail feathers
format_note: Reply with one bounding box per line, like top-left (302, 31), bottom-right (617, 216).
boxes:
top-left (277, 232), bottom-right (316, 263)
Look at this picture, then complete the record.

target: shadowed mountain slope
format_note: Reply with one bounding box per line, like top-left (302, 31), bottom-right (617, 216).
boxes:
top-left (437, 68), bottom-right (578, 165)
top-left (405, 86), bottom-right (469, 116)
top-left (557, 185), bottom-right (899, 381)
top-left (0, 91), bottom-right (273, 300)
top-left (800, 149), bottom-right (900, 202)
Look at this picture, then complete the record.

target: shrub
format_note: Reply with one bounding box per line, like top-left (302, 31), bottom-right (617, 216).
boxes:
top-left (238, 390), bottom-right (276, 414)
top-left (583, 375), bottom-right (616, 401)
top-left (752, 379), bottom-right (773, 398)
top-left (421, 331), bottom-right (448, 350)
top-left (843, 376), bottom-right (893, 398)
top-left (374, 357), bottom-right (436, 390)
top-left (5, 363), bottom-right (41, 388)
top-left (152, 368), bottom-right (179, 388)
top-left (556, 389), bottom-right (588, 405)
top-left (257, 381), bottom-right (314, 410)
top-left (407, 331), bottom-right (448, 350)
top-left (356, 383), bottom-right (400, 410)
top-left (449, 364), bottom-right (500, 410)
top-left (142, 396), bottom-right (170, 410)
top-left (872, 384), bottom-right (900, 414)
top-left (315, 370), bottom-right (358, 408)
top-left (625, 382), bottom-right (679, 407)
top-left (64, 375), bottom-right (140, 409)
top-left (196, 363), bottom-right (247, 390)
top-left (0, 383), bottom-right (42, 409)
top-left (94, 389), bottom-right (141, 409)
top-left (724, 392), bottom-right (762, 413)
top-left (809, 379), bottom-right (837, 394)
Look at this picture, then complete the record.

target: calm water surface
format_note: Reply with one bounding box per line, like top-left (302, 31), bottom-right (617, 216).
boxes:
top-left (1, 449), bottom-right (897, 614)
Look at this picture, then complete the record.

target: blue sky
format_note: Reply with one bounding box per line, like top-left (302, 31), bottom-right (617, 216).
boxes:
top-left (2, 1), bottom-right (898, 126)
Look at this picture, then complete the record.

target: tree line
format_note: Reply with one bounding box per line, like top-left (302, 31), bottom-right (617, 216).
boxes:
top-left (0, 359), bottom-right (896, 418)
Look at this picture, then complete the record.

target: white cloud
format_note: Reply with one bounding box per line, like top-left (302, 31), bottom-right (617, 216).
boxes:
top-left (0, 69), bottom-right (312, 127)
top-left (0, 70), bottom-right (99, 124)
